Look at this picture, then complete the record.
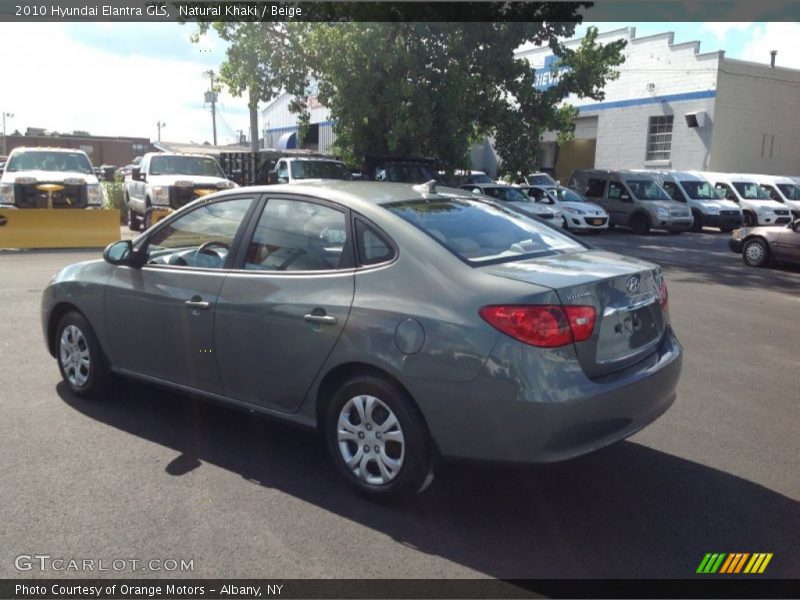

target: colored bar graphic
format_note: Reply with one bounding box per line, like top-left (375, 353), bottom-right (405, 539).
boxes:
top-left (701, 552), bottom-right (773, 575)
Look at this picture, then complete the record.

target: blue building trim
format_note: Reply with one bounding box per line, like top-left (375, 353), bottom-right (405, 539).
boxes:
top-left (575, 89), bottom-right (716, 113)
top-left (265, 120), bottom-right (334, 134)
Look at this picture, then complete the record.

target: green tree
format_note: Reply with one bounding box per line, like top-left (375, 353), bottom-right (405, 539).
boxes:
top-left (282, 17), bottom-right (625, 174)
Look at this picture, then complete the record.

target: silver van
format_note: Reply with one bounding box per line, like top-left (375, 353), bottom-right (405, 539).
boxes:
top-left (569, 169), bottom-right (693, 234)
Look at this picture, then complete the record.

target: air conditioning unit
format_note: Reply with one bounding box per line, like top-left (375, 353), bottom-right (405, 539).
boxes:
top-left (685, 111), bottom-right (707, 128)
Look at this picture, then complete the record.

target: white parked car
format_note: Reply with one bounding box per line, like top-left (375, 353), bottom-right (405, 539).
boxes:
top-left (640, 170), bottom-right (742, 232)
top-left (460, 183), bottom-right (561, 223)
top-left (752, 174), bottom-right (800, 219)
top-left (695, 172), bottom-right (790, 227)
top-left (519, 185), bottom-right (609, 231)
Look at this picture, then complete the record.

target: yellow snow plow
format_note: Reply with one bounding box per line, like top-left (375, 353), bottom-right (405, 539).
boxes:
top-left (0, 208), bottom-right (120, 249)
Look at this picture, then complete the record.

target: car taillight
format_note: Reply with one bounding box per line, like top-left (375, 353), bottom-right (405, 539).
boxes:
top-left (479, 305), bottom-right (597, 348)
top-left (658, 280), bottom-right (669, 312)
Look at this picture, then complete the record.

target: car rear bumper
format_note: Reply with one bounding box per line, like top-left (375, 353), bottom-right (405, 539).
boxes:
top-left (413, 327), bottom-right (682, 463)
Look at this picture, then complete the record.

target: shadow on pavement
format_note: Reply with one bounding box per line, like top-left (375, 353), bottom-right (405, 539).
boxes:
top-left (58, 380), bottom-right (799, 579)
top-left (591, 231), bottom-right (800, 292)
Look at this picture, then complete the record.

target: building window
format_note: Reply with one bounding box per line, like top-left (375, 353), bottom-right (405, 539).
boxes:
top-left (646, 116), bottom-right (673, 161)
top-left (132, 143), bottom-right (148, 155)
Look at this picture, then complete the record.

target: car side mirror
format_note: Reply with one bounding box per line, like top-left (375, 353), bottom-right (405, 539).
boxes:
top-left (131, 167), bottom-right (141, 181)
top-left (103, 240), bottom-right (134, 265)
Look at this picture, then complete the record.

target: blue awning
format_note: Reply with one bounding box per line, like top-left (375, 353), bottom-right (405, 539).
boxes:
top-left (277, 132), bottom-right (297, 150)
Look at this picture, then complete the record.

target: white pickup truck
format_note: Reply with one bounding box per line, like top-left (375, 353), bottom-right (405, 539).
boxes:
top-left (0, 147), bottom-right (104, 209)
top-left (125, 152), bottom-right (236, 230)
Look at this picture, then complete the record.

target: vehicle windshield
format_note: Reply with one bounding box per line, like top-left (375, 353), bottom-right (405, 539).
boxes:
top-left (776, 183), bottom-right (800, 200)
top-left (375, 163), bottom-right (434, 183)
top-left (527, 173), bottom-right (556, 185)
top-left (467, 173), bottom-right (493, 184)
top-left (291, 160), bottom-right (351, 180)
top-left (679, 180), bottom-right (723, 200)
top-left (482, 186), bottom-right (531, 203)
top-left (732, 181), bottom-right (771, 200)
top-left (150, 155), bottom-right (226, 177)
top-left (386, 197), bottom-right (583, 265)
top-left (6, 150), bottom-right (94, 174)
top-left (549, 187), bottom-right (589, 203)
top-left (625, 179), bottom-right (671, 201)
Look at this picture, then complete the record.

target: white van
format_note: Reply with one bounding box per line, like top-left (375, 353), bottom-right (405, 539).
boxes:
top-left (692, 172), bottom-right (790, 227)
top-left (638, 170), bottom-right (742, 232)
top-left (751, 175), bottom-right (800, 219)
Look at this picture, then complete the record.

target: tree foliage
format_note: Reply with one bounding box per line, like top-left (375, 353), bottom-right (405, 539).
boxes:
top-left (195, 9), bottom-right (626, 175)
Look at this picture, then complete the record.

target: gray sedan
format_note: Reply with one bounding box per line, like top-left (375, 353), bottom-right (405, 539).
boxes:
top-left (42, 181), bottom-right (682, 500)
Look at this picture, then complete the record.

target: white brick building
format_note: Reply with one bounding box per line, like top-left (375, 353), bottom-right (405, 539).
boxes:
top-left (515, 27), bottom-right (800, 181)
top-left (261, 27), bottom-right (800, 178)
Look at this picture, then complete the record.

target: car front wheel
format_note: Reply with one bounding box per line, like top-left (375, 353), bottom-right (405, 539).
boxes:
top-left (742, 238), bottom-right (770, 267)
top-left (56, 312), bottom-right (112, 398)
top-left (630, 213), bottom-right (650, 235)
top-left (326, 376), bottom-right (432, 500)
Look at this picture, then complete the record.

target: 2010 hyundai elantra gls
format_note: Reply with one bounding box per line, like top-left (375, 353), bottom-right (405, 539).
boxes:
top-left (42, 181), bottom-right (682, 500)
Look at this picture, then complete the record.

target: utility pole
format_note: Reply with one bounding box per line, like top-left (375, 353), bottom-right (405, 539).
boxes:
top-left (2, 111), bottom-right (13, 155)
top-left (156, 120), bottom-right (166, 142)
top-left (204, 70), bottom-right (218, 146)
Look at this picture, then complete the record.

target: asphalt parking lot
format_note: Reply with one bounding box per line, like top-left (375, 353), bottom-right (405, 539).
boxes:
top-left (1, 229), bottom-right (798, 580)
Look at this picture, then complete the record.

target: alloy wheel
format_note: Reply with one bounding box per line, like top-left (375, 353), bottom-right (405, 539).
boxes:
top-left (60, 325), bottom-right (91, 388)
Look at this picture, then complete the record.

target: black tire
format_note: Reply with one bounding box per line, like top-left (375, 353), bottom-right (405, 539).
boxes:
top-left (55, 312), bottom-right (112, 398)
top-left (743, 211), bottom-right (757, 228)
top-left (690, 211), bottom-right (703, 232)
top-left (325, 375), bottom-right (432, 501)
top-left (720, 227), bottom-right (735, 233)
top-left (742, 238), bottom-right (770, 267)
top-left (127, 203), bottom-right (141, 232)
top-left (143, 205), bottom-right (154, 230)
top-left (630, 213), bottom-right (650, 235)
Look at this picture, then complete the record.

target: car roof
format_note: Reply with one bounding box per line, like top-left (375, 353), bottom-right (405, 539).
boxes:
top-left (9, 146), bottom-right (90, 155)
top-left (211, 181), bottom-right (471, 214)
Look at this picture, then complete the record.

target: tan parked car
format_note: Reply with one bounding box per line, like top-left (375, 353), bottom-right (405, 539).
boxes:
top-left (729, 219), bottom-right (800, 267)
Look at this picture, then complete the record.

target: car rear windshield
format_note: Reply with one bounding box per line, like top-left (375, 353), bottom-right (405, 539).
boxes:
top-left (6, 151), bottom-right (93, 175)
top-left (625, 179), bottom-right (670, 201)
top-left (732, 181), bottom-right (771, 200)
top-left (481, 186), bottom-right (530, 203)
top-left (385, 198), bottom-right (584, 265)
top-left (679, 180), bottom-right (723, 200)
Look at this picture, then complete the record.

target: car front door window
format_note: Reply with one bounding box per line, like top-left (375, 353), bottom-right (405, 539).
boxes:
top-left (146, 198), bottom-right (253, 269)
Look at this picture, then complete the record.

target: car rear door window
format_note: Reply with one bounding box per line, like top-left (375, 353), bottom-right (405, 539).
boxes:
top-left (244, 198), bottom-right (350, 271)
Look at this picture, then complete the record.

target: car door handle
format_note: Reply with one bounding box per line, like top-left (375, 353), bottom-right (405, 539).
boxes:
top-left (185, 297), bottom-right (211, 310)
top-left (304, 313), bottom-right (337, 325)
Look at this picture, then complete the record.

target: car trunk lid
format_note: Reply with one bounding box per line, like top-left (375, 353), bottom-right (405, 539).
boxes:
top-left (484, 250), bottom-right (667, 378)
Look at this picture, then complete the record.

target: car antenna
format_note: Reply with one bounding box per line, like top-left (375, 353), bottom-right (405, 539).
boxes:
top-left (413, 180), bottom-right (437, 196)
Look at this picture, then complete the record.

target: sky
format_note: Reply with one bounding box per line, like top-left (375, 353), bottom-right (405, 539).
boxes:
top-left (0, 20), bottom-right (798, 146)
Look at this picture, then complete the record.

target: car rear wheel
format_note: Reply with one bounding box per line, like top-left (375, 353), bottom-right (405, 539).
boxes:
top-left (630, 213), bottom-right (650, 235)
top-left (143, 206), bottom-right (154, 230)
top-left (743, 211), bottom-right (757, 228)
top-left (742, 238), bottom-right (770, 267)
top-left (56, 312), bottom-right (112, 398)
top-left (325, 376), bottom-right (432, 500)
